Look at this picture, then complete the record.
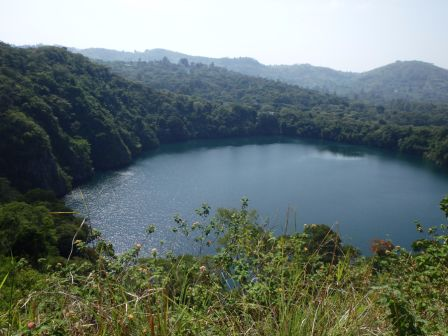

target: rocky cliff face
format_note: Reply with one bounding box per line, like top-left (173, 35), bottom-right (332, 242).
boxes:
top-left (0, 110), bottom-right (70, 195)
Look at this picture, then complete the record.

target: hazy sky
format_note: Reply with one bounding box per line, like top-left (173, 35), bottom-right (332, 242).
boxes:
top-left (0, 0), bottom-right (447, 71)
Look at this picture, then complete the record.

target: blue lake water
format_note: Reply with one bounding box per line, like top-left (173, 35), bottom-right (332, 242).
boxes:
top-left (65, 137), bottom-right (448, 255)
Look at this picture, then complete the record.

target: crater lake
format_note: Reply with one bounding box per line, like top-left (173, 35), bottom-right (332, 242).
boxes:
top-left (65, 137), bottom-right (448, 255)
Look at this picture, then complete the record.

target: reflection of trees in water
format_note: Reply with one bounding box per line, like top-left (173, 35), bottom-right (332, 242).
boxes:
top-left (144, 136), bottom-right (285, 156)
top-left (317, 144), bottom-right (365, 158)
top-left (315, 141), bottom-right (448, 179)
top-left (141, 136), bottom-right (447, 179)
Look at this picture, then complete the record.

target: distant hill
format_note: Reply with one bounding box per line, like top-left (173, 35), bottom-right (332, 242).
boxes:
top-left (352, 61), bottom-right (448, 102)
top-left (69, 47), bottom-right (264, 73)
top-left (71, 47), bottom-right (448, 103)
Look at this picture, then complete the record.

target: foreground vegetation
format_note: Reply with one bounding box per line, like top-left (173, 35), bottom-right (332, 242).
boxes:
top-left (1, 194), bottom-right (447, 335)
top-left (0, 178), bottom-right (89, 265)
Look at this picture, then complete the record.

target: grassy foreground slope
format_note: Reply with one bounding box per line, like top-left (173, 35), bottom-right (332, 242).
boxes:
top-left (1, 197), bottom-right (447, 335)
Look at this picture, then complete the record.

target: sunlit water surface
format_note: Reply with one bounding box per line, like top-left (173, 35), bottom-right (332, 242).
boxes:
top-left (65, 137), bottom-right (448, 255)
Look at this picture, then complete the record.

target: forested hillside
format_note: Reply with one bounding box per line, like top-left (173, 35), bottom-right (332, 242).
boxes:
top-left (102, 58), bottom-right (448, 166)
top-left (0, 43), bottom-right (237, 194)
top-left (72, 47), bottom-right (448, 103)
top-left (2, 43), bottom-right (448, 196)
top-left (104, 58), bottom-right (448, 126)
top-left (1, 43), bottom-right (163, 193)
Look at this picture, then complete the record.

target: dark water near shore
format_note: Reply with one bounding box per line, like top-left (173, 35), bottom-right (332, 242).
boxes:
top-left (65, 137), bottom-right (448, 255)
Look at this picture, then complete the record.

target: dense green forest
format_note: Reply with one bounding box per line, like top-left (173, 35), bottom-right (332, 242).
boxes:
top-left (2, 43), bottom-right (448, 196)
top-left (0, 178), bottom-right (89, 264)
top-left (1, 43), bottom-right (215, 194)
top-left (103, 58), bottom-right (448, 126)
top-left (73, 47), bottom-right (448, 103)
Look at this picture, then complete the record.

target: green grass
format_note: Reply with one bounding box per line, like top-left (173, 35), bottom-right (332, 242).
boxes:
top-left (1, 199), bottom-right (448, 335)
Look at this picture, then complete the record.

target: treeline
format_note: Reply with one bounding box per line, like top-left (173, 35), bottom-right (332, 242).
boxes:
top-left (1, 43), bottom-right (448, 196)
